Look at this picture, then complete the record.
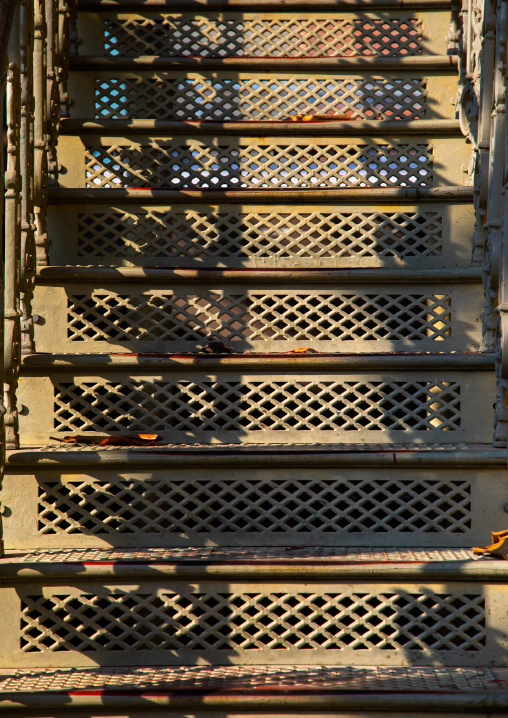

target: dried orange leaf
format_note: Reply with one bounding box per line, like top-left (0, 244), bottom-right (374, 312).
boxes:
top-left (285, 347), bottom-right (318, 354)
top-left (288, 113), bottom-right (354, 122)
top-left (51, 434), bottom-right (163, 447)
top-left (473, 529), bottom-right (508, 559)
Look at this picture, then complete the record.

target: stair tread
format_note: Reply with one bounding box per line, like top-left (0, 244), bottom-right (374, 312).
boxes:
top-left (0, 547), bottom-right (486, 563)
top-left (1, 665), bottom-right (507, 694)
top-left (8, 441), bottom-right (494, 452)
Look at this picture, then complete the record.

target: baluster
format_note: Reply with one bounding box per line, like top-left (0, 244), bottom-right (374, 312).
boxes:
top-left (4, 6), bottom-right (22, 450)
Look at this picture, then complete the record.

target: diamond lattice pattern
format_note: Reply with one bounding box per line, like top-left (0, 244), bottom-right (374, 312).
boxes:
top-left (53, 380), bottom-right (461, 432)
top-left (84, 141), bottom-right (432, 188)
top-left (95, 76), bottom-right (427, 121)
top-left (37, 477), bottom-right (472, 535)
top-left (77, 209), bottom-right (443, 260)
top-left (20, 590), bottom-right (485, 652)
top-left (103, 16), bottom-right (423, 57)
top-left (67, 292), bottom-right (452, 344)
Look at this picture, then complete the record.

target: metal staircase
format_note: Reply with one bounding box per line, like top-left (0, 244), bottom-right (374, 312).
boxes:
top-left (1, 0), bottom-right (508, 714)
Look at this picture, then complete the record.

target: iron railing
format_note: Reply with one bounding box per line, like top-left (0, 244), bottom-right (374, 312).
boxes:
top-left (0, 0), bottom-right (75, 555)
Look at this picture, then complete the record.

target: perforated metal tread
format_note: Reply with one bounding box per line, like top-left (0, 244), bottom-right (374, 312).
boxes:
top-left (7, 441), bottom-right (484, 453)
top-left (59, 133), bottom-right (466, 190)
top-left (1, 665), bottom-right (508, 693)
top-left (0, 547), bottom-right (484, 563)
top-left (71, 74), bottom-right (451, 123)
top-left (79, 12), bottom-right (435, 59)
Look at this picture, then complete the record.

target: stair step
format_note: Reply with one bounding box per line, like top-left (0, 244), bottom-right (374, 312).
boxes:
top-left (2, 457), bottom-right (506, 547)
top-left (57, 132), bottom-right (469, 191)
top-left (0, 549), bottom-right (505, 668)
top-left (2, 665), bottom-right (508, 714)
top-left (69, 67), bottom-right (457, 124)
top-left (17, 353), bottom-right (495, 444)
top-left (32, 274), bottom-right (484, 354)
top-left (77, 7), bottom-right (451, 59)
top-left (45, 189), bottom-right (474, 269)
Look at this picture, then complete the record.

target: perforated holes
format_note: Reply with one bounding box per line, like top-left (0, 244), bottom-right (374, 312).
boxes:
top-left (37, 478), bottom-right (472, 535)
top-left (85, 141), bottom-right (433, 188)
top-left (21, 590), bottom-right (486, 652)
top-left (66, 292), bottom-right (452, 344)
top-left (53, 380), bottom-right (461, 433)
top-left (103, 16), bottom-right (423, 57)
top-left (94, 77), bottom-right (427, 121)
top-left (76, 210), bottom-right (443, 260)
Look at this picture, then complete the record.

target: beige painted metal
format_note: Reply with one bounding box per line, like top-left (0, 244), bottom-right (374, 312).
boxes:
top-left (17, 369), bottom-right (495, 444)
top-left (68, 70), bottom-right (459, 121)
top-left (0, 576), bottom-right (507, 667)
top-left (2, 466), bottom-right (506, 549)
top-left (31, 280), bottom-right (484, 353)
top-left (46, 201), bottom-right (476, 269)
top-left (77, 10), bottom-right (452, 57)
top-left (2, 0), bottom-right (507, 692)
top-left (56, 133), bottom-right (470, 189)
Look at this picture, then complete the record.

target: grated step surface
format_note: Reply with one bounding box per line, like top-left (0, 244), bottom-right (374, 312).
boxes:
top-left (1, 546), bottom-right (482, 563)
top-left (1, 664), bottom-right (508, 693)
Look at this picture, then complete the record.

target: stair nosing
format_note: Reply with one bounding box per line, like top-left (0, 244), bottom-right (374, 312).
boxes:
top-left (69, 55), bottom-right (459, 72)
top-left (0, 558), bottom-right (505, 583)
top-left (20, 351), bottom-right (495, 372)
top-left (60, 118), bottom-right (462, 137)
top-left (48, 186), bottom-right (476, 204)
top-left (6, 444), bottom-right (505, 469)
top-left (35, 266), bottom-right (483, 283)
top-left (2, 689), bottom-right (508, 713)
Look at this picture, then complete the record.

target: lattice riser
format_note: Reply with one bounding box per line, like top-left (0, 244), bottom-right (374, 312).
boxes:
top-left (69, 71), bottom-right (457, 122)
top-left (57, 135), bottom-right (470, 190)
top-left (3, 467), bottom-right (506, 549)
top-left (47, 202), bottom-right (475, 269)
top-left (18, 370), bottom-right (495, 444)
top-left (1, 578), bottom-right (506, 667)
top-left (32, 283), bottom-right (483, 353)
top-left (77, 11), bottom-right (451, 58)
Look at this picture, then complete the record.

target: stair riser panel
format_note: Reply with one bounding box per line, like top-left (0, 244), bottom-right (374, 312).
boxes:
top-left (77, 10), bottom-right (451, 57)
top-left (17, 370), bottom-right (495, 444)
top-left (69, 71), bottom-right (457, 122)
top-left (57, 135), bottom-right (469, 190)
top-left (32, 282), bottom-right (484, 354)
top-left (46, 201), bottom-right (475, 269)
top-left (2, 467), bottom-right (506, 549)
top-left (1, 579), bottom-right (506, 667)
